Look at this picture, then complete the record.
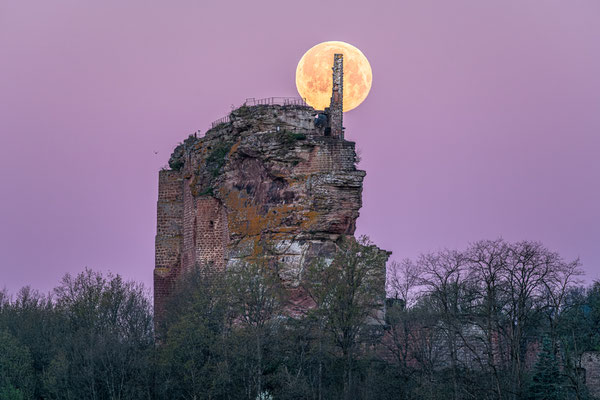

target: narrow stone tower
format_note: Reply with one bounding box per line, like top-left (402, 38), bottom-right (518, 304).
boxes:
top-left (329, 53), bottom-right (344, 139)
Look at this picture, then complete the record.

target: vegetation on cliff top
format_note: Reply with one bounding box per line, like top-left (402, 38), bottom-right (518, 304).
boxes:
top-left (205, 142), bottom-right (233, 177)
top-left (168, 134), bottom-right (200, 171)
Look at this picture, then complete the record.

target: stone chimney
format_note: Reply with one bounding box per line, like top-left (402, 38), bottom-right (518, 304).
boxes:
top-left (329, 53), bottom-right (344, 139)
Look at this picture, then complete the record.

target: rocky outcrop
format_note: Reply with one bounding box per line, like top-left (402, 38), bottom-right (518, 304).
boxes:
top-left (154, 103), bottom-right (388, 319)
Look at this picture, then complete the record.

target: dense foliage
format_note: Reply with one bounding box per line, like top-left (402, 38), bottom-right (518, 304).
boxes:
top-left (1, 237), bottom-right (598, 400)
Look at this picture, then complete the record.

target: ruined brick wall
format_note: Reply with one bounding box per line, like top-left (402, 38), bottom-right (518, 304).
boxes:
top-left (154, 170), bottom-right (229, 323)
top-left (154, 170), bottom-right (183, 320)
top-left (293, 138), bottom-right (356, 173)
top-left (181, 193), bottom-right (228, 273)
top-left (581, 351), bottom-right (600, 397)
top-left (329, 54), bottom-right (344, 139)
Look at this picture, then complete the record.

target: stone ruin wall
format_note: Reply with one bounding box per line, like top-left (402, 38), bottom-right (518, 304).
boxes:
top-left (154, 170), bottom-right (183, 319)
top-left (581, 351), bottom-right (600, 398)
top-left (327, 53), bottom-right (344, 139)
top-left (153, 103), bottom-right (385, 320)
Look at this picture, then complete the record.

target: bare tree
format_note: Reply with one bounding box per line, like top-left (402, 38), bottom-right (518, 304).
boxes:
top-left (384, 259), bottom-right (426, 376)
top-left (50, 269), bottom-right (153, 400)
top-left (464, 239), bottom-right (510, 400)
top-left (418, 249), bottom-right (471, 400)
top-left (499, 241), bottom-right (565, 400)
top-left (303, 235), bottom-right (388, 400)
top-left (227, 256), bottom-right (288, 398)
top-left (388, 259), bottom-right (423, 308)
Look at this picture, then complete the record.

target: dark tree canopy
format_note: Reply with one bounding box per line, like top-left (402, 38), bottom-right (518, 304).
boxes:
top-left (0, 237), bottom-right (595, 400)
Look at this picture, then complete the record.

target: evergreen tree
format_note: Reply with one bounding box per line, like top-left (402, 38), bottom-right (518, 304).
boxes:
top-left (527, 336), bottom-right (567, 400)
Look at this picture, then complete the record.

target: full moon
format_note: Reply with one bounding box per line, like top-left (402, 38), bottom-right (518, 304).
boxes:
top-left (296, 41), bottom-right (372, 112)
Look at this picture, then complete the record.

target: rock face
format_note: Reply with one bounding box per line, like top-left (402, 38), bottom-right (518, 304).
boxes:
top-left (154, 103), bottom-right (386, 319)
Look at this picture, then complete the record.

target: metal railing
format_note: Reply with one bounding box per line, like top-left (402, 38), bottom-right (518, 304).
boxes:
top-left (210, 97), bottom-right (309, 128)
top-left (242, 97), bottom-right (308, 107)
top-left (211, 115), bottom-right (230, 128)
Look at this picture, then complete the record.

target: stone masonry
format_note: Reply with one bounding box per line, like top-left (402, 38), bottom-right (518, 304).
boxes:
top-left (328, 54), bottom-right (344, 139)
top-left (581, 351), bottom-right (600, 398)
top-left (154, 55), bottom-right (388, 322)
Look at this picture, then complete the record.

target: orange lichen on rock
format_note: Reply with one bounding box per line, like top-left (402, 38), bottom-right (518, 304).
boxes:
top-left (219, 186), bottom-right (320, 239)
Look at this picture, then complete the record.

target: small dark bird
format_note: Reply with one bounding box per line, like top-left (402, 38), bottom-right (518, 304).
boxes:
top-left (154, 151), bottom-right (159, 155)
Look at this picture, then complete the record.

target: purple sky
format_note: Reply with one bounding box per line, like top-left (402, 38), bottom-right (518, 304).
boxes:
top-left (1, 1), bottom-right (599, 294)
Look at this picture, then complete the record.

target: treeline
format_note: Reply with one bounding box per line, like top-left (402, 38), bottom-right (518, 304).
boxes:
top-left (385, 239), bottom-right (595, 400)
top-left (0, 237), bottom-right (598, 400)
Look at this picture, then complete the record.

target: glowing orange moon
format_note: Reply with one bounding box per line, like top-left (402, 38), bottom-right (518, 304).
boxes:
top-left (296, 41), bottom-right (372, 112)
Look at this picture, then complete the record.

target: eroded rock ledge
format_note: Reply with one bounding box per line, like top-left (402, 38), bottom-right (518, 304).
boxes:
top-left (154, 104), bottom-right (387, 317)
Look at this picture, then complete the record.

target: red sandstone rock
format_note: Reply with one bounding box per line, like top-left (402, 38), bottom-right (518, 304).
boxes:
top-left (154, 103), bottom-right (387, 321)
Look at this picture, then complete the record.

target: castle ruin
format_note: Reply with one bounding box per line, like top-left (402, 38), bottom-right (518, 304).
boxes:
top-left (154, 54), bottom-right (388, 321)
